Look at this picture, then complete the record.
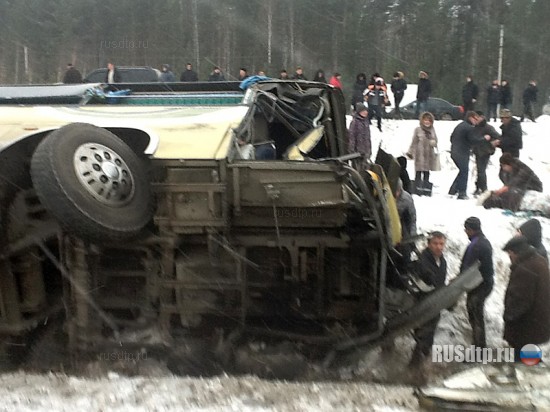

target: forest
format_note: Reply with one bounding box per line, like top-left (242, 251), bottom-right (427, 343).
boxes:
top-left (0, 0), bottom-right (549, 113)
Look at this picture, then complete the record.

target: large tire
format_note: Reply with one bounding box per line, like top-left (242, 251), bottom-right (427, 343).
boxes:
top-left (30, 123), bottom-right (152, 242)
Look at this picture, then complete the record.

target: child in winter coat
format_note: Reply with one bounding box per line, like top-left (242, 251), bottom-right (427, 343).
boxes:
top-left (407, 112), bottom-right (438, 195)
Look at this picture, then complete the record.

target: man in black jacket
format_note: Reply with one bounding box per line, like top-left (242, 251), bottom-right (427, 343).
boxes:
top-left (521, 80), bottom-right (538, 122)
top-left (473, 112), bottom-right (500, 195)
top-left (461, 217), bottom-right (494, 348)
top-left (62, 63), bottom-right (82, 84)
top-left (409, 231), bottom-right (447, 366)
top-left (415, 71), bottom-right (431, 117)
top-left (497, 109), bottom-right (523, 158)
top-left (449, 111), bottom-right (489, 199)
top-left (486, 80), bottom-right (500, 122)
top-left (462, 75), bottom-right (479, 113)
top-left (391, 71), bottom-right (407, 119)
top-left (180, 63), bottom-right (199, 82)
top-left (499, 80), bottom-right (512, 110)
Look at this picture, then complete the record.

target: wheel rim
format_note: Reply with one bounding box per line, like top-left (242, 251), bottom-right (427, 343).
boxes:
top-left (73, 143), bottom-right (135, 206)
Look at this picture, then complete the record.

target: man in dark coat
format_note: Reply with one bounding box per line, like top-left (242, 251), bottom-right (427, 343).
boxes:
top-left (502, 236), bottom-right (550, 360)
top-left (180, 63), bottom-right (199, 82)
top-left (448, 111), bottom-right (489, 199)
top-left (462, 75), bottom-right (479, 113)
top-left (499, 80), bottom-right (512, 110)
top-left (62, 63), bottom-right (82, 84)
top-left (518, 219), bottom-right (548, 261)
top-left (497, 109), bottom-right (523, 158)
top-left (351, 73), bottom-right (368, 111)
top-left (391, 71), bottom-right (407, 119)
top-left (483, 153), bottom-right (543, 211)
top-left (461, 217), bottom-right (494, 348)
top-left (486, 80), bottom-right (500, 122)
top-left (292, 67), bottom-right (307, 80)
top-left (208, 66), bottom-right (226, 82)
top-left (415, 71), bottom-right (432, 117)
top-left (409, 231), bottom-right (447, 366)
top-left (521, 80), bottom-right (538, 122)
top-left (473, 112), bottom-right (500, 195)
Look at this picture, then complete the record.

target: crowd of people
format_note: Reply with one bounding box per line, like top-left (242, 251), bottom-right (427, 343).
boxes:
top-left (403, 215), bottom-right (550, 372)
top-left (348, 74), bottom-right (549, 375)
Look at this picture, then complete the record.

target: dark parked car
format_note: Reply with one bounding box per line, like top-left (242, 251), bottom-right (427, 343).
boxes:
top-left (389, 97), bottom-right (464, 120)
top-left (84, 66), bottom-right (161, 83)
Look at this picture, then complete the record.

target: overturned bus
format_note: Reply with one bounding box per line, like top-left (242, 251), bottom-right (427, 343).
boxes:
top-left (0, 80), bottom-right (479, 374)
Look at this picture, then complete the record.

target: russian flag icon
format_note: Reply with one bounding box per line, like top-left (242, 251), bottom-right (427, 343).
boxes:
top-left (520, 344), bottom-right (542, 366)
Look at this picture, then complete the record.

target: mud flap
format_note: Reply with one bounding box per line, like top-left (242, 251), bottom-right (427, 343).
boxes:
top-left (325, 263), bottom-right (482, 366)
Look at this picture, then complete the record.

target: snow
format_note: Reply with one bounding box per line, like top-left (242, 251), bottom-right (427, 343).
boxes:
top-left (2, 116), bottom-right (550, 411)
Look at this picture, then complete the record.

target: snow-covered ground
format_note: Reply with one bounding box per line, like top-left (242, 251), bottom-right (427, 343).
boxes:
top-left (1, 116), bottom-right (550, 411)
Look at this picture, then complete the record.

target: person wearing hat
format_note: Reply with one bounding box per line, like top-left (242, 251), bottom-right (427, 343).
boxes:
top-left (364, 79), bottom-right (387, 132)
top-left (407, 111), bottom-right (438, 196)
top-left (483, 153), bottom-right (542, 211)
top-left (496, 109), bottom-right (522, 158)
top-left (416, 71), bottom-right (432, 118)
top-left (391, 71), bottom-right (407, 119)
top-left (348, 102), bottom-right (371, 162)
top-left (208, 66), bottom-right (226, 82)
top-left (159, 64), bottom-right (175, 82)
top-left (502, 235), bottom-right (550, 360)
top-left (520, 80), bottom-right (538, 122)
top-left (62, 63), bottom-right (82, 84)
top-left (460, 217), bottom-right (494, 348)
top-left (518, 218), bottom-right (547, 261)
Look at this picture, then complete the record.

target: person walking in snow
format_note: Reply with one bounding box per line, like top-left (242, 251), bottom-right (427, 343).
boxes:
top-left (461, 217), bottom-right (494, 349)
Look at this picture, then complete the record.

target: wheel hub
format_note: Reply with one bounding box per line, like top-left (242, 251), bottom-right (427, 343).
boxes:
top-left (73, 143), bottom-right (135, 206)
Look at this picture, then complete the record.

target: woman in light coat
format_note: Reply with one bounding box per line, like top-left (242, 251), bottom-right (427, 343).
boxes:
top-left (407, 112), bottom-right (438, 195)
